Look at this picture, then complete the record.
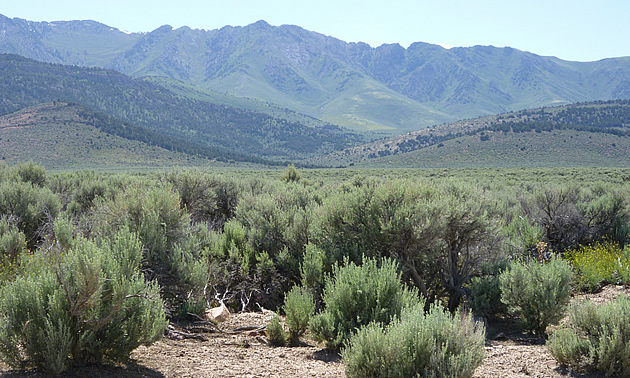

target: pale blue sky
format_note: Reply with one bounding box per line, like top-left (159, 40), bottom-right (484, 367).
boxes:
top-left (2, 0), bottom-right (629, 62)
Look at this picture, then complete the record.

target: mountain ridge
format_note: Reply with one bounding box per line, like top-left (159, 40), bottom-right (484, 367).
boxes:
top-left (3, 14), bottom-right (630, 133)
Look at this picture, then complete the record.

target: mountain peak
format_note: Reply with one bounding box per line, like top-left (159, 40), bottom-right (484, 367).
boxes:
top-left (251, 20), bottom-right (271, 29)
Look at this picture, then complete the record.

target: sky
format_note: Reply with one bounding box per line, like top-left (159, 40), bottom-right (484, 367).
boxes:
top-left (2, 0), bottom-right (629, 62)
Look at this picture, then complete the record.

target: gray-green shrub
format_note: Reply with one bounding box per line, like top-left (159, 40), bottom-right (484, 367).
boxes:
top-left (468, 260), bottom-right (509, 318)
top-left (0, 180), bottom-right (61, 249)
top-left (266, 315), bottom-right (287, 347)
top-left (519, 184), bottom-right (630, 252)
top-left (548, 295), bottom-right (630, 376)
top-left (309, 256), bottom-right (418, 350)
top-left (342, 302), bottom-right (485, 378)
top-left (280, 164), bottom-right (301, 182)
top-left (311, 179), bottom-right (500, 312)
top-left (283, 286), bottom-right (315, 345)
top-left (300, 243), bottom-right (325, 307)
top-left (91, 183), bottom-right (204, 316)
top-left (161, 169), bottom-right (240, 228)
top-left (499, 256), bottom-right (572, 335)
top-left (0, 228), bottom-right (166, 374)
top-left (0, 217), bottom-right (27, 281)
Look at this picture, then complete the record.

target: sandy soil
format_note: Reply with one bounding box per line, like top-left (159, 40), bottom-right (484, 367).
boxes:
top-left (2, 285), bottom-right (629, 377)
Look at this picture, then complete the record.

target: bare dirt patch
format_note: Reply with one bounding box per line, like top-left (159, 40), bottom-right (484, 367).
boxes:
top-left (2, 285), bottom-right (629, 377)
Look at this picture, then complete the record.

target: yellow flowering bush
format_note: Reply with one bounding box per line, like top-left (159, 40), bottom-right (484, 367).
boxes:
top-left (565, 241), bottom-right (627, 291)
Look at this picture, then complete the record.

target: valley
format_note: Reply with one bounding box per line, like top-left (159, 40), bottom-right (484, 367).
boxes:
top-left (1, 12), bottom-right (630, 378)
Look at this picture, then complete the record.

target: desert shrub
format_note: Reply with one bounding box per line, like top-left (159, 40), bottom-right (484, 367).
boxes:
top-left (312, 179), bottom-right (500, 312)
top-left (548, 295), bottom-right (630, 376)
top-left (0, 228), bottom-right (166, 374)
top-left (499, 256), bottom-right (572, 335)
top-left (233, 183), bottom-right (317, 274)
top-left (300, 243), bottom-right (325, 305)
top-left (618, 247), bottom-right (630, 283)
top-left (52, 215), bottom-right (75, 252)
top-left (207, 223), bottom-right (288, 312)
top-left (280, 164), bottom-right (301, 182)
top-left (0, 180), bottom-right (61, 249)
top-left (177, 297), bottom-right (207, 319)
top-left (207, 183), bottom-right (320, 310)
top-left (266, 315), bottom-right (287, 347)
top-left (342, 302), bottom-right (485, 378)
top-left (167, 242), bottom-right (210, 313)
top-left (66, 177), bottom-right (109, 215)
top-left (468, 260), bottom-right (509, 318)
top-left (502, 215), bottom-right (544, 256)
top-left (519, 184), bottom-right (630, 253)
top-left (309, 257), bottom-right (418, 350)
top-left (14, 161), bottom-right (47, 187)
top-left (565, 240), bottom-right (626, 291)
top-left (90, 184), bottom-right (211, 317)
top-left (161, 169), bottom-right (240, 229)
top-left (582, 185), bottom-right (630, 245)
top-left (283, 286), bottom-right (315, 345)
top-left (93, 183), bottom-right (189, 264)
top-left (0, 218), bottom-right (27, 281)
top-left (519, 185), bottom-right (584, 252)
top-left (49, 171), bottom-right (130, 217)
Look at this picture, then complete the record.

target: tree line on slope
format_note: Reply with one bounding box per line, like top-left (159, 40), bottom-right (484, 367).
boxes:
top-left (368, 100), bottom-right (630, 159)
top-left (0, 54), bottom-right (363, 160)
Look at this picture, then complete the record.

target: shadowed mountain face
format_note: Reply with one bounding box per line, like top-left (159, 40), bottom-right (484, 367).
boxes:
top-left (1, 14), bottom-right (630, 133)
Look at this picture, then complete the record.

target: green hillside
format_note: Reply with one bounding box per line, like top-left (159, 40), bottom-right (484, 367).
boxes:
top-left (365, 130), bottom-right (630, 168)
top-left (142, 76), bottom-right (349, 131)
top-left (0, 54), bottom-right (363, 161)
top-left (312, 100), bottom-right (630, 168)
top-left (0, 102), bottom-right (231, 170)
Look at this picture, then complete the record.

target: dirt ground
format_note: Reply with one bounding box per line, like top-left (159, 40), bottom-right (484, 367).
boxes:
top-left (1, 285), bottom-right (629, 377)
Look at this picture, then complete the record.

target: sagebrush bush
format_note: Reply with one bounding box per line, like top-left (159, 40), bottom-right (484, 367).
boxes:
top-left (0, 180), bottom-right (61, 249)
top-left (548, 295), bottom-right (630, 376)
top-left (618, 247), bottom-right (630, 283)
top-left (92, 183), bottom-right (206, 316)
top-left (161, 169), bottom-right (240, 228)
top-left (565, 241), bottom-right (626, 291)
top-left (468, 260), bottom-right (509, 318)
top-left (311, 179), bottom-right (499, 313)
top-left (342, 302), bottom-right (486, 378)
top-left (283, 286), bottom-right (315, 345)
top-left (300, 243), bottom-right (324, 301)
top-left (499, 256), bottom-right (572, 335)
top-left (280, 164), bottom-right (301, 182)
top-left (0, 218), bottom-right (27, 281)
top-left (309, 257), bottom-right (418, 350)
top-left (519, 184), bottom-right (630, 253)
top-left (14, 161), bottom-right (47, 187)
top-left (0, 228), bottom-right (167, 374)
top-left (266, 315), bottom-right (287, 347)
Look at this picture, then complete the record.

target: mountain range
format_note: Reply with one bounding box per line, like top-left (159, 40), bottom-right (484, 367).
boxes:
top-left (2, 13), bottom-right (630, 134)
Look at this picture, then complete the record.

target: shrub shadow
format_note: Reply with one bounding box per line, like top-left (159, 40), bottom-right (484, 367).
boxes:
top-left (0, 361), bottom-right (165, 378)
top-left (311, 349), bottom-right (342, 363)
